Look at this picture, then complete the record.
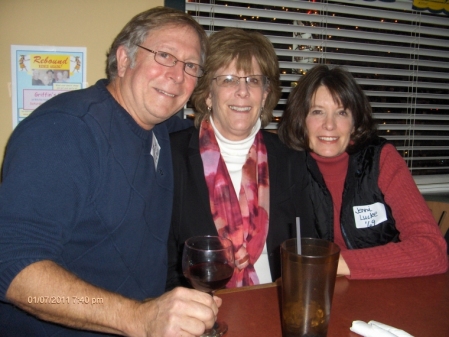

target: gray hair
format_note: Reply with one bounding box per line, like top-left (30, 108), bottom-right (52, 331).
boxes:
top-left (106, 6), bottom-right (208, 81)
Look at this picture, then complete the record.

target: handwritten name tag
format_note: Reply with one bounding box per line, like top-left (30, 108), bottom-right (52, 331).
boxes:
top-left (150, 132), bottom-right (161, 169)
top-left (353, 202), bottom-right (387, 229)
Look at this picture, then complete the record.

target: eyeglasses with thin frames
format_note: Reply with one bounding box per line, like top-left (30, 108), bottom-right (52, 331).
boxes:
top-left (136, 45), bottom-right (204, 78)
top-left (212, 75), bottom-right (269, 88)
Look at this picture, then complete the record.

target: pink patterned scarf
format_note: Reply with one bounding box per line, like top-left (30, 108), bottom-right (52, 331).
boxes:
top-left (199, 119), bottom-right (270, 287)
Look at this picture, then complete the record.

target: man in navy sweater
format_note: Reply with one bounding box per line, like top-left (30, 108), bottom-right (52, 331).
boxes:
top-left (0, 7), bottom-right (219, 337)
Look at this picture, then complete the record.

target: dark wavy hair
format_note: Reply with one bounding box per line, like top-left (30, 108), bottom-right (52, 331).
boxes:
top-left (190, 27), bottom-right (281, 128)
top-left (278, 65), bottom-right (377, 154)
top-left (106, 7), bottom-right (208, 81)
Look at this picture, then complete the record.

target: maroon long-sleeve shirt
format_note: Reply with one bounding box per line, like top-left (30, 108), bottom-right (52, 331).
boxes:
top-left (312, 144), bottom-right (448, 279)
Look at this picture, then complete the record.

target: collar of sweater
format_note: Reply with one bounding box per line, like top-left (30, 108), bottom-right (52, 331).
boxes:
top-left (311, 151), bottom-right (349, 183)
top-left (209, 117), bottom-right (261, 167)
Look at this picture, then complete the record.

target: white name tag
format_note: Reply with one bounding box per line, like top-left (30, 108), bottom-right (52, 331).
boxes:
top-left (353, 202), bottom-right (387, 229)
top-left (150, 132), bottom-right (160, 169)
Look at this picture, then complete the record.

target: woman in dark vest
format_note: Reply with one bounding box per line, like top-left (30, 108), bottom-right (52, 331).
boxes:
top-left (278, 65), bottom-right (447, 279)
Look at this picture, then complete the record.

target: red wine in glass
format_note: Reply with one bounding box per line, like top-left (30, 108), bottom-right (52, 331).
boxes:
top-left (187, 262), bottom-right (234, 293)
top-left (182, 235), bottom-right (234, 337)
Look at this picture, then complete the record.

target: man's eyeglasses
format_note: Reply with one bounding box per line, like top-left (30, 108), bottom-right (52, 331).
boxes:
top-left (212, 75), bottom-right (269, 88)
top-left (137, 45), bottom-right (204, 78)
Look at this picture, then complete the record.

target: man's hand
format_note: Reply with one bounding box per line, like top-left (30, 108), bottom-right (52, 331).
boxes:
top-left (126, 287), bottom-right (221, 337)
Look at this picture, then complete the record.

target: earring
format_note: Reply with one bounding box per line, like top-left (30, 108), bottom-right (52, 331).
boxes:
top-left (260, 106), bottom-right (264, 118)
top-left (207, 106), bottom-right (212, 112)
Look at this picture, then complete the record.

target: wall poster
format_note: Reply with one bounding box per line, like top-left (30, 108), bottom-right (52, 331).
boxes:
top-left (11, 45), bottom-right (87, 128)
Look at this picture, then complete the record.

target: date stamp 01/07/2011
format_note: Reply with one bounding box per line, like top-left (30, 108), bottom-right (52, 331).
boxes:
top-left (27, 296), bottom-right (104, 305)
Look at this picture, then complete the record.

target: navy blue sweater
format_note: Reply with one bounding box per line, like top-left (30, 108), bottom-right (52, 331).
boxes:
top-left (0, 80), bottom-right (189, 336)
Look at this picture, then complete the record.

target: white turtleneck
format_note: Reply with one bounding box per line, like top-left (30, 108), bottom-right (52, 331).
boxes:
top-left (209, 117), bottom-right (272, 284)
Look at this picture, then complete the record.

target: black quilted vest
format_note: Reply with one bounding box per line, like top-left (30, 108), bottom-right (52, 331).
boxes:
top-left (306, 137), bottom-right (400, 249)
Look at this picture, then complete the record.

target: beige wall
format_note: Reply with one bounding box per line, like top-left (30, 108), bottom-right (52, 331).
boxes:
top-left (0, 0), bottom-right (163, 168)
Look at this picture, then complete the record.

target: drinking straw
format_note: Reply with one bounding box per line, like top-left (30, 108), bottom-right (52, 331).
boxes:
top-left (296, 217), bottom-right (302, 254)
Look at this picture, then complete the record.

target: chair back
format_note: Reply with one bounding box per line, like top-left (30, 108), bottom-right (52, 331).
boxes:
top-left (426, 200), bottom-right (449, 238)
top-left (426, 200), bottom-right (449, 255)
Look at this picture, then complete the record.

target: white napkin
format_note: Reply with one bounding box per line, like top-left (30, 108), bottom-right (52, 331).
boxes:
top-left (350, 320), bottom-right (414, 337)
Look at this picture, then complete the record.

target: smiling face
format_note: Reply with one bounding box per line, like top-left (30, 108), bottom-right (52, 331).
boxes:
top-left (305, 86), bottom-right (355, 158)
top-left (109, 24), bottom-right (201, 130)
top-left (206, 57), bottom-right (269, 141)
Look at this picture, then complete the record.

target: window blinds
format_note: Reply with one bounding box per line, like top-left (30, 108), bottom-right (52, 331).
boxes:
top-left (185, 0), bottom-right (449, 190)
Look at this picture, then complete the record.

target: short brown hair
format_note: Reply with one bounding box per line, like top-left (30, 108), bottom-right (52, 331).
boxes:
top-left (190, 28), bottom-right (281, 128)
top-left (278, 65), bottom-right (377, 153)
top-left (106, 6), bottom-right (208, 81)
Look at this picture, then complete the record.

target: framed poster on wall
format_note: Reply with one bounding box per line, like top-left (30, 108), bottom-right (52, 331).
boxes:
top-left (10, 45), bottom-right (87, 128)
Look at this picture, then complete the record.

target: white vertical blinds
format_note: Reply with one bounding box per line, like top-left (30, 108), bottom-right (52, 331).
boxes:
top-left (185, 0), bottom-right (449, 183)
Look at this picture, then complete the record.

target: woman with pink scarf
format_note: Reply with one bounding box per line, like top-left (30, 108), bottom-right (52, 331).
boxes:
top-left (166, 28), bottom-right (314, 290)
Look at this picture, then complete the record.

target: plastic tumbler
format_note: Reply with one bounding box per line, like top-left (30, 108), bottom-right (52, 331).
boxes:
top-left (281, 238), bottom-right (340, 337)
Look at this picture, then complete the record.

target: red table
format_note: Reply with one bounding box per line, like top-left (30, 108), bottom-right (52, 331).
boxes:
top-left (216, 270), bottom-right (449, 336)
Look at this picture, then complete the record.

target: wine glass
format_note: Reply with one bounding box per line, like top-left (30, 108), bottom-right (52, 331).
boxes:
top-left (182, 235), bottom-right (234, 337)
